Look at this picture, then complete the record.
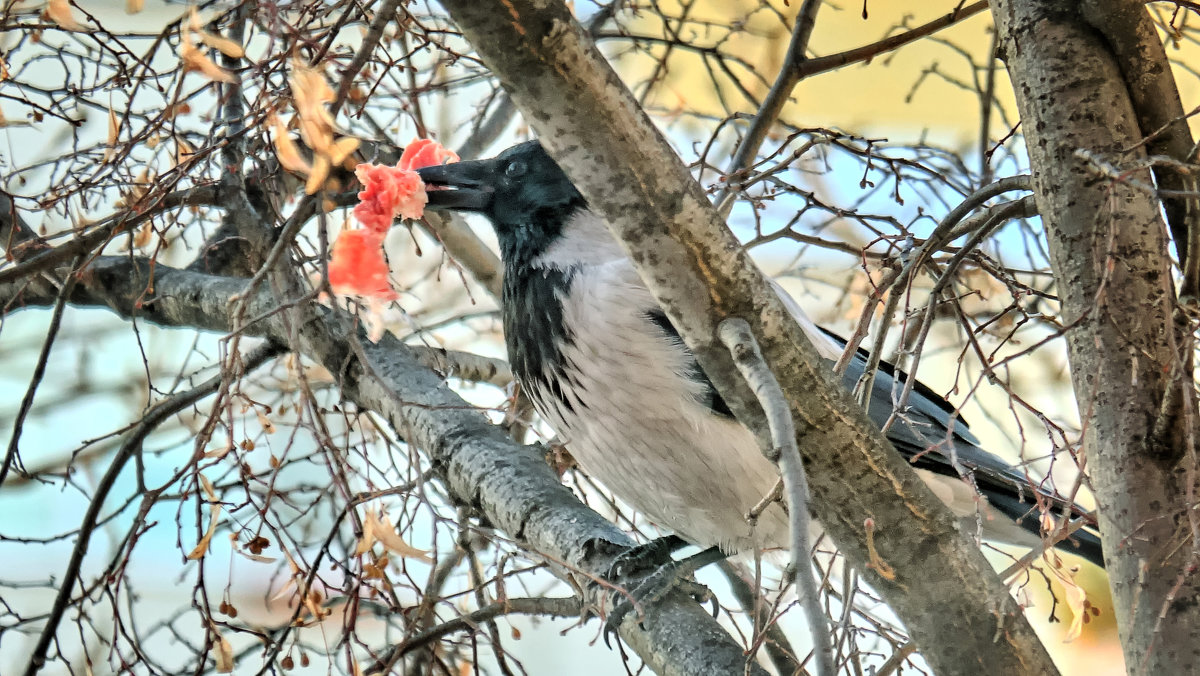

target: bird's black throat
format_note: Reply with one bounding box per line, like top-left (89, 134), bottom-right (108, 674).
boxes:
top-left (502, 263), bottom-right (580, 414)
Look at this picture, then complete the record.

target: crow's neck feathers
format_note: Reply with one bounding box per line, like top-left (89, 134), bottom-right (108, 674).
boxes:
top-left (528, 210), bottom-right (625, 269)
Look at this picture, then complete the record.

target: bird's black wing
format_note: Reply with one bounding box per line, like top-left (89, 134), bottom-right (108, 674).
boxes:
top-left (828, 330), bottom-right (1103, 566)
top-left (642, 305), bottom-right (1103, 565)
top-left (644, 309), bottom-right (736, 419)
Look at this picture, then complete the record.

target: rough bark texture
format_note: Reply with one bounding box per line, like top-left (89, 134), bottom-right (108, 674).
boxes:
top-left (1079, 0), bottom-right (1198, 269)
top-left (993, 1), bottom-right (1200, 672)
top-left (0, 257), bottom-right (768, 676)
top-left (435, 2), bottom-right (1059, 674)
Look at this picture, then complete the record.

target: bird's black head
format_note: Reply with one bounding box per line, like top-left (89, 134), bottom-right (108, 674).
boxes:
top-left (418, 140), bottom-right (586, 264)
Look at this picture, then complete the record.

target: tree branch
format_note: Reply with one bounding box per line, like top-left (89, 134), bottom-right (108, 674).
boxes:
top-left (22, 343), bottom-right (282, 676)
top-left (718, 318), bottom-right (832, 676)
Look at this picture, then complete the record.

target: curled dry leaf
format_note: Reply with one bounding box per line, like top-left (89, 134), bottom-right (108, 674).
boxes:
top-left (269, 115), bottom-right (310, 174)
top-left (234, 549), bottom-right (277, 564)
top-left (203, 442), bottom-right (234, 459)
top-left (329, 136), bottom-right (361, 165)
top-left (132, 222), bottom-right (153, 249)
top-left (256, 409), bottom-right (276, 434)
top-left (212, 630), bottom-right (233, 673)
top-left (107, 107), bottom-right (119, 147)
top-left (286, 61), bottom-right (362, 193)
top-left (178, 14), bottom-right (234, 84)
top-left (356, 511), bottom-right (432, 562)
top-left (186, 503), bottom-right (221, 559)
top-left (290, 64), bottom-right (335, 152)
top-left (180, 41), bottom-right (235, 83)
top-left (305, 155), bottom-right (330, 195)
top-left (198, 473), bottom-right (216, 501)
top-left (46, 0), bottom-right (84, 31)
top-left (1047, 555), bottom-right (1089, 642)
top-left (353, 512), bottom-right (375, 556)
top-left (175, 137), bottom-right (194, 166)
top-left (198, 31), bottom-right (245, 59)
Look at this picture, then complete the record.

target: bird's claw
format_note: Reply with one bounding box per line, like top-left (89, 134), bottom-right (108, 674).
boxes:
top-left (600, 566), bottom-right (714, 648)
top-left (605, 534), bottom-right (687, 580)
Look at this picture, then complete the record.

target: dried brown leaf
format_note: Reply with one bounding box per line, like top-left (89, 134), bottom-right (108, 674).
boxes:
top-left (203, 442), bottom-right (233, 459)
top-left (353, 513), bottom-right (375, 556)
top-left (132, 222), bottom-right (153, 249)
top-left (363, 512), bottom-right (432, 562)
top-left (256, 409), bottom-right (276, 434)
top-left (107, 107), bottom-right (118, 145)
top-left (199, 31), bottom-right (245, 59)
top-left (235, 550), bottom-right (277, 564)
top-left (1047, 556), bottom-right (1088, 642)
top-left (46, 0), bottom-right (84, 31)
top-left (198, 473), bottom-right (216, 501)
top-left (186, 503), bottom-right (221, 559)
top-left (180, 42), bottom-right (234, 83)
top-left (175, 137), bottom-right (194, 166)
top-left (212, 631), bottom-right (233, 673)
top-left (305, 155), bottom-right (330, 195)
top-left (270, 115), bottom-right (310, 174)
top-left (329, 136), bottom-right (360, 165)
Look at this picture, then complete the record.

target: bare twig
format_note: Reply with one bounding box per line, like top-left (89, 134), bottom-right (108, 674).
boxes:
top-left (369, 596), bottom-right (583, 674)
top-left (22, 343), bottom-right (282, 676)
top-left (716, 0), bottom-right (822, 212)
top-left (717, 317), bottom-right (832, 676)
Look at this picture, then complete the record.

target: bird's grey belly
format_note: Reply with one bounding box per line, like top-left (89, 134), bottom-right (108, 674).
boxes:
top-left (524, 321), bottom-right (790, 553)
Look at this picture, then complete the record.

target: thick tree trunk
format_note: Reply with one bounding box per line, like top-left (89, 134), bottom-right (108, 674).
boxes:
top-left (993, 1), bottom-right (1200, 672)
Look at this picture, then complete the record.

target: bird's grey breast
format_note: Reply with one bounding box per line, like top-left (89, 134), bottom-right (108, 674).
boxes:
top-left (499, 258), bottom-right (788, 551)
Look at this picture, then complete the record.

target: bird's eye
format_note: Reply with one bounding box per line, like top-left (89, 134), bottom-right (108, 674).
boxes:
top-left (505, 160), bottom-right (527, 178)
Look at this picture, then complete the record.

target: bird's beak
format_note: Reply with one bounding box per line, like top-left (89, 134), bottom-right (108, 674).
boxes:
top-left (418, 160), bottom-right (496, 211)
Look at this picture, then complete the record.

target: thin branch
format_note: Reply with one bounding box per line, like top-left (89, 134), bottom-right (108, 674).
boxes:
top-left (717, 317), bottom-right (832, 676)
top-left (0, 254), bottom-right (83, 487)
top-left (831, 175), bottom-right (1034, 374)
top-left (794, 2), bottom-right (989, 80)
top-left (0, 185), bottom-right (221, 286)
top-left (716, 0), bottom-right (822, 211)
top-left (22, 343), bottom-right (283, 676)
top-left (369, 596), bottom-right (583, 674)
top-left (330, 0), bottom-right (407, 117)
top-left (884, 196), bottom-right (1038, 431)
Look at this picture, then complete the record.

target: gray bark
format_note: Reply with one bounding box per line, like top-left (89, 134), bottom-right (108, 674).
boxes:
top-left (993, 1), bottom-right (1200, 672)
top-left (434, 1), bottom-right (1059, 674)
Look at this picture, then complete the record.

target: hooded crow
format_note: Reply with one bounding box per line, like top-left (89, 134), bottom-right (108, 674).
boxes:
top-left (418, 140), bottom-right (1103, 568)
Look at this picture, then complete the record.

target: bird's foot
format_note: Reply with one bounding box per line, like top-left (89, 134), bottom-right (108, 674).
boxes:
top-left (601, 545), bottom-right (727, 648)
top-left (606, 534), bottom-right (688, 580)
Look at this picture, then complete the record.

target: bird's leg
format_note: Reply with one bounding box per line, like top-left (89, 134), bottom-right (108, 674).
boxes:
top-left (606, 534), bottom-right (689, 579)
top-left (602, 545), bottom-right (728, 647)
